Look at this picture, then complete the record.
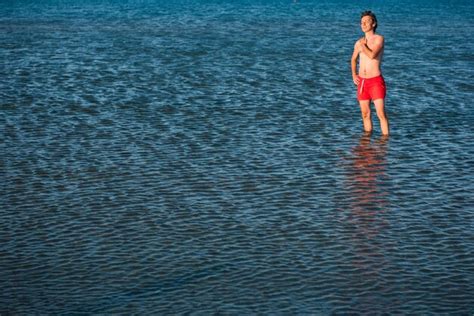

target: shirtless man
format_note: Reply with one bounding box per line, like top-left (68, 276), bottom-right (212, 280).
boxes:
top-left (351, 11), bottom-right (389, 136)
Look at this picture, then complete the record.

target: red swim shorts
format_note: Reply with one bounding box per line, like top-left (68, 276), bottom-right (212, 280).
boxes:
top-left (357, 75), bottom-right (386, 101)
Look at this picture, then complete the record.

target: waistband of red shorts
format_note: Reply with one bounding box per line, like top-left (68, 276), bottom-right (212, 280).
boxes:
top-left (358, 75), bottom-right (384, 83)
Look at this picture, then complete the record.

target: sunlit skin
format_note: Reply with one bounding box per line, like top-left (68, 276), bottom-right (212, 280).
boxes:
top-left (351, 15), bottom-right (390, 136)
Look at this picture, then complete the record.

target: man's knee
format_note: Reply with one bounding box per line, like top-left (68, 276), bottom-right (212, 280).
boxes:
top-left (376, 110), bottom-right (388, 121)
top-left (374, 100), bottom-right (387, 120)
top-left (361, 109), bottom-right (371, 119)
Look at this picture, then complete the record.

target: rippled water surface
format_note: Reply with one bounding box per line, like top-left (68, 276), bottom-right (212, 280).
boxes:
top-left (1, 0), bottom-right (474, 314)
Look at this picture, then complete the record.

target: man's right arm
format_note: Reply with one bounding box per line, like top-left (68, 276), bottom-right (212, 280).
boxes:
top-left (351, 42), bottom-right (360, 85)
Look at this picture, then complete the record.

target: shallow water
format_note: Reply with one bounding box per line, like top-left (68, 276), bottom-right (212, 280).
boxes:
top-left (1, 0), bottom-right (474, 314)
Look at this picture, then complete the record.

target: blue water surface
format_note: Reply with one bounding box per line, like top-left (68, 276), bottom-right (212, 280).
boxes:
top-left (1, 0), bottom-right (473, 314)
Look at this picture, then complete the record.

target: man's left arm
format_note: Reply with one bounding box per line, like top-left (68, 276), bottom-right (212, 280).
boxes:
top-left (359, 36), bottom-right (384, 59)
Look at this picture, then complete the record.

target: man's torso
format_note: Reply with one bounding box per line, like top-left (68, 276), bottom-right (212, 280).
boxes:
top-left (358, 34), bottom-right (384, 78)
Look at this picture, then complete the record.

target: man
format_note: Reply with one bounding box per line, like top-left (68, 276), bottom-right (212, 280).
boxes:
top-left (351, 11), bottom-right (389, 136)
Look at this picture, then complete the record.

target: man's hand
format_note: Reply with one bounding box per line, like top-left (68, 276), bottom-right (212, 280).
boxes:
top-left (353, 74), bottom-right (360, 86)
top-left (358, 37), bottom-right (367, 47)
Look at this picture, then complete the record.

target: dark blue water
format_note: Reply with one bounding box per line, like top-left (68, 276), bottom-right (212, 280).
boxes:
top-left (1, 0), bottom-right (473, 314)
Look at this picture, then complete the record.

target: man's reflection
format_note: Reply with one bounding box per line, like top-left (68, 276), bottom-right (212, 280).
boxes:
top-left (344, 133), bottom-right (392, 312)
top-left (347, 133), bottom-right (388, 225)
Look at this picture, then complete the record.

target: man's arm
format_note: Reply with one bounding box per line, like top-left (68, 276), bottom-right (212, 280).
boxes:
top-left (359, 36), bottom-right (384, 59)
top-left (351, 42), bottom-right (360, 85)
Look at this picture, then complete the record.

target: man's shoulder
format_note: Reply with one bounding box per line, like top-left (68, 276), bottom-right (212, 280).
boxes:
top-left (375, 34), bottom-right (385, 41)
top-left (354, 37), bottom-right (364, 47)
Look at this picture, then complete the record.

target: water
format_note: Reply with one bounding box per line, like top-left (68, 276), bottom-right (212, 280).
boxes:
top-left (1, 0), bottom-right (473, 314)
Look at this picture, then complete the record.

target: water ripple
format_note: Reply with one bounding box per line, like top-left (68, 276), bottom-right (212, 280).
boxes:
top-left (1, 0), bottom-right (474, 314)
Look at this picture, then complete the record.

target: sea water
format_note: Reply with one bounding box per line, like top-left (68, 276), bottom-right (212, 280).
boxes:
top-left (1, 0), bottom-right (473, 314)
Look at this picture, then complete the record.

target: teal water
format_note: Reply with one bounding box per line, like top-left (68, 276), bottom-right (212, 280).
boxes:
top-left (1, 0), bottom-right (473, 314)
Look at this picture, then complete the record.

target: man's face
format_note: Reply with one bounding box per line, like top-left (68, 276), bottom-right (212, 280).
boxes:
top-left (360, 16), bottom-right (375, 32)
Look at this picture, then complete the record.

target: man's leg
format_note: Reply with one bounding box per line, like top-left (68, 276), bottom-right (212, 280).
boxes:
top-left (359, 100), bottom-right (372, 133)
top-left (374, 98), bottom-right (389, 136)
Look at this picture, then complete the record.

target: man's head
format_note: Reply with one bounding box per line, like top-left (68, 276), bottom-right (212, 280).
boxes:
top-left (360, 11), bottom-right (378, 32)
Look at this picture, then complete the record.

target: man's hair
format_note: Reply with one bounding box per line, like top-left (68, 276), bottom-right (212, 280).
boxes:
top-left (361, 11), bottom-right (378, 32)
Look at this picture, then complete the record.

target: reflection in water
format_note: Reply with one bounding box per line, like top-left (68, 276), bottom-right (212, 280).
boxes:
top-left (348, 134), bottom-right (389, 223)
top-left (344, 134), bottom-right (393, 311)
top-left (346, 133), bottom-right (390, 240)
